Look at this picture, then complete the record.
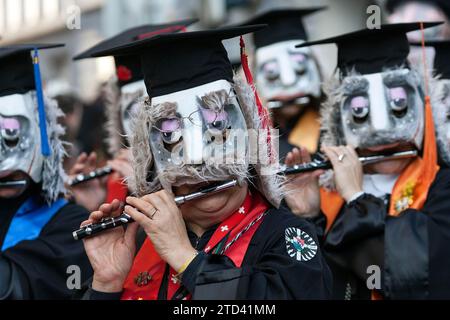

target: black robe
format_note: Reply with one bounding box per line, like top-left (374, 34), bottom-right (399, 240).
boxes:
top-left (0, 186), bottom-right (93, 299)
top-left (82, 205), bottom-right (333, 300)
top-left (314, 168), bottom-right (450, 299)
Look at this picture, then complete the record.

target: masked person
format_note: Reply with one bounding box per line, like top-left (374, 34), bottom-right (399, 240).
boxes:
top-left (387, 0), bottom-right (450, 37)
top-left (294, 22), bottom-right (450, 299)
top-left (78, 25), bottom-right (332, 300)
top-left (0, 44), bottom-right (93, 299)
top-left (386, 0), bottom-right (450, 67)
top-left (69, 19), bottom-right (198, 212)
top-left (418, 41), bottom-right (450, 168)
top-left (241, 7), bottom-right (325, 159)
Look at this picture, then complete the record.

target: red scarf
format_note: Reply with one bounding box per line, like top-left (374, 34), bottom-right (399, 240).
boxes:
top-left (105, 174), bottom-right (128, 204)
top-left (121, 191), bottom-right (269, 300)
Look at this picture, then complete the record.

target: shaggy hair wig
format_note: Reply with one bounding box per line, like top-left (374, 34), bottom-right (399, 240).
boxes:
top-left (431, 78), bottom-right (450, 166)
top-left (31, 92), bottom-right (68, 204)
top-left (128, 74), bottom-right (284, 208)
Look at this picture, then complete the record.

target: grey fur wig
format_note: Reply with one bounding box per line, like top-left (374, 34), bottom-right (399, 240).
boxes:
top-left (128, 75), bottom-right (284, 208)
top-left (431, 79), bottom-right (450, 166)
top-left (103, 76), bottom-right (124, 157)
top-left (32, 92), bottom-right (67, 204)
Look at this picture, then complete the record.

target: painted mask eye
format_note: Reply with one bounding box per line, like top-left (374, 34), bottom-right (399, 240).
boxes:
top-left (201, 108), bottom-right (229, 132)
top-left (1, 117), bottom-right (21, 146)
top-left (350, 96), bottom-right (370, 120)
top-left (262, 61), bottom-right (280, 81)
top-left (389, 87), bottom-right (408, 112)
top-left (155, 118), bottom-right (182, 144)
top-left (290, 53), bottom-right (307, 74)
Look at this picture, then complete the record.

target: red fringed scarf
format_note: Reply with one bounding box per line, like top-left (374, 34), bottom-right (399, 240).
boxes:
top-left (121, 191), bottom-right (269, 300)
top-left (105, 174), bottom-right (128, 204)
top-left (240, 36), bottom-right (274, 161)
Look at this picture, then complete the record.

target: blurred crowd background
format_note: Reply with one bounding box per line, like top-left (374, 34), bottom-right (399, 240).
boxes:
top-left (0, 0), bottom-right (448, 170)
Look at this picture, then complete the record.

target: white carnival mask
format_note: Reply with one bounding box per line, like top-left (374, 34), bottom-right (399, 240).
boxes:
top-left (255, 40), bottom-right (321, 108)
top-left (0, 92), bottom-right (44, 183)
top-left (148, 79), bottom-right (249, 188)
top-left (338, 68), bottom-right (424, 150)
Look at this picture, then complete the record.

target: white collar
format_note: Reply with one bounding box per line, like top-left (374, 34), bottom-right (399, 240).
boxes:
top-left (363, 174), bottom-right (399, 198)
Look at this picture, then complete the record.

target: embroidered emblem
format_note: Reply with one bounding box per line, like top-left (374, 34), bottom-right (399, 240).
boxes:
top-left (285, 227), bottom-right (317, 262)
top-left (239, 206), bottom-right (246, 214)
top-left (134, 271), bottom-right (152, 287)
top-left (171, 274), bottom-right (179, 284)
top-left (394, 180), bottom-right (416, 213)
top-left (221, 225), bottom-right (229, 232)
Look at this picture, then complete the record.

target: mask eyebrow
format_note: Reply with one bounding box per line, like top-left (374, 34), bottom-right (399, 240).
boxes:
top-left (342, 77), bottom-right (369, 95)
top-left (149, 102), bottom-right (178, 124)
top-left (382, 70), bottom-right (411, 87)
top-left (198, 89), bottom-right (231, 112)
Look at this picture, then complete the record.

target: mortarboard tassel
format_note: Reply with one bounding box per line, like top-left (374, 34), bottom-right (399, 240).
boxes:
top-left (32, 49), bottom-right (51, 157)
top-left (240, 36), bottom-right (274, 161)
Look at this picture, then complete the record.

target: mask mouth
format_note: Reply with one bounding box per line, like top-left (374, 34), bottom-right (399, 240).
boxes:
top-left (357, 142), bottom-right (418, 158)
top-left (0, 171), bottom-right (28, 188)
top-left (173, 180), bottom-right (228, 197)
top-left (267, 93), bottom-right (311, 109)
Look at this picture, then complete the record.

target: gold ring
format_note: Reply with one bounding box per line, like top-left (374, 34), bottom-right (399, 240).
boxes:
top-left (338, 154), bottom-right (346, 162)
top-left (149, 208), bottom-right (158, 219)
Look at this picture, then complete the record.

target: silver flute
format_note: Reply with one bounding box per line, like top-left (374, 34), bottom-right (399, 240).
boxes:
top-left (0, 180), bottom-right (28, 188)
top-left (72, 180), bottom-right (238, 240)
top-left (279, 150), bottom-right (418, 176)
top-left (68, 166), bottom-right (114, 187)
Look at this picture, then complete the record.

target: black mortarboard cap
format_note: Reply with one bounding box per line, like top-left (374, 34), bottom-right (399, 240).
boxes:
top-left (296, 22), bottom-right (443, 75)
top-left (240, 7), bottom-right (325, 49)
top-left (73, 18), bottom-right (198, 87)
top-left (0, 43), bottom-right (64, 156)
top-left (0, 44), bottom-right (64, 97)
top-left (412, 40), bottom-right (450, 79)
top-left (84, 25), bottom-right (266, 98)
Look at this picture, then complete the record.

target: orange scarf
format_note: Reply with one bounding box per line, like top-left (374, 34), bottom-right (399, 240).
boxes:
top-left (121, 191), bottom-right (269, 300)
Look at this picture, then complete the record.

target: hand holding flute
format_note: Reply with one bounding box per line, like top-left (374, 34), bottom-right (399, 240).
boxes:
top-left (68, 152), bottom-right (107, 212)
top-left (283, 145), bottom-right (363, 217)
top-left (82, 187), bottom-right (223, 294)
top-left (67, 149), bottom-right (133, 212)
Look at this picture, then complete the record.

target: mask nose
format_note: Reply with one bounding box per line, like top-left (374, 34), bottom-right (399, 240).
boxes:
top-left (368, 75), bottom-right (390, 131)
top-left (181, 122), bottom-right (204, 165)
top-left (279, 56), bottom-right (297, 87)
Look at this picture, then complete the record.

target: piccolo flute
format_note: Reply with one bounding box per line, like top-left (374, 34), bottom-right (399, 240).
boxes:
top-left (72, 180), bottom-right (238, 241)
top-left (68, 166), bottom-right (114, 187)
top-left (279, 150), bottom-right (418, 176)
top-left (0, 180), bottom-right (28, 188)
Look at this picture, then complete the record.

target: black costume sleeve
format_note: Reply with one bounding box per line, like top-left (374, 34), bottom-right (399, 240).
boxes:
top-left (385, 169), bottom-right (450, 299)
top-left (181, 208), bottom-right (332, 300)
top-left (322, 193), bottom-right (385, 284)
top-left (0, 203), bottom-right (93, 300)
top-left (322, 169), bottom-right (450, 299)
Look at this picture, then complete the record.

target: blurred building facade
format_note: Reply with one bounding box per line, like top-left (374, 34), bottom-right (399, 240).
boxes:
top-left (0, 0), bottom-right (378, 101)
